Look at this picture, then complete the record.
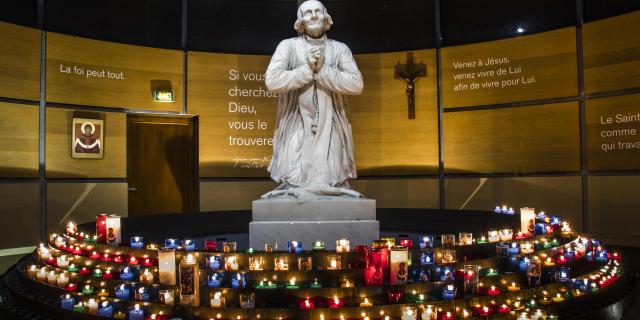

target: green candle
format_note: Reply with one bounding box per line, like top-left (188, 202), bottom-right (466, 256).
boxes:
top-left (82, 285), bottom-right (94, 295)
top-left (309, 278), bottom-right (322, 289)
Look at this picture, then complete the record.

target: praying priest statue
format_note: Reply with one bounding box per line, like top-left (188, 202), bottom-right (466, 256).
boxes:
top-left (262, 0), bottom-right (364, 198)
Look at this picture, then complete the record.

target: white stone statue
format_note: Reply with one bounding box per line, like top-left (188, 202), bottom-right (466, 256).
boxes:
top-left (262, 0), bottom-right (364, 198)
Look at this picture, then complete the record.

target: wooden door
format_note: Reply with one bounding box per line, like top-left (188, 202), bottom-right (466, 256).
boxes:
top-left (127, 114), bottom-right (198, 216)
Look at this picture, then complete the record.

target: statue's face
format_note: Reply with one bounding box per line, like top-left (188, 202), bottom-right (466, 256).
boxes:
top-left (299, 1), bottom-right (326, 38)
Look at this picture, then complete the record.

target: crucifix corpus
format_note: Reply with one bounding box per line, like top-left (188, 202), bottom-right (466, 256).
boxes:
top-left (394, 52), bottom-right (427, 119)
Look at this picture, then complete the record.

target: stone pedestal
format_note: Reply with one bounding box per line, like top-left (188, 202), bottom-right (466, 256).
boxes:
top-left (249, 197), bottom-right (379, 250)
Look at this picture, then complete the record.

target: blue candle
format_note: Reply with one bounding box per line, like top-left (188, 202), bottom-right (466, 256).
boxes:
top-left (555, 267), bottom-right (570, 283)
top-left (115, 284), bottom-right (130, 300)
top-left (207, 255), bottom-right (222, 270)
top-left (442, 284), bottom-right (457, 300)
top-left (595, 249), bottom-right (608, 262)
top-left (535, 223), bottom-right (547, 235)
top-left (519, 257), bottom-right (531, 272)
top-left (494, 206), bottom-right (502, 213)
top-left (98, 301), bottom-right (113, 317)
top-left (288, 241), bottom-right (302, 253)
top-left (60, 294), bottom-right (74, 310)
top-left (420, 251), bottom-right (434, 265)
top-left (130, 236), bottom-right (144, 249)
top-left (183, 239), bottom-right (196, 252)
top-left (208, 273), bottom-right (222, 288)
top-left (164, 238), bottom-right (178, 249)
top-left (564, 248), bottom-right (575, 259)
top-left (419, 236), bottom-right (434, 249)
top-left (119, 266), bottom-right (134, 281)
top-left (231, 273), bottom-right (246, 289)
top-left (129, 304), bottom-right (144, 320)
top-left (439, 266), bottom-right (455, 281)
top-left (135, 286), bottom-right (150, 302)
top-left (508, 242), bottom-right (520, 255)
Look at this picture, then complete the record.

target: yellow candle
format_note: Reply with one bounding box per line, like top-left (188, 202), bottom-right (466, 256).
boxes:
top-left (507, 282), bottom-right (520, 292)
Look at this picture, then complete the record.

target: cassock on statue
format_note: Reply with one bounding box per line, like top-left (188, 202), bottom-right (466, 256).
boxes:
top-left (262, 0), bottom-right (363, 198)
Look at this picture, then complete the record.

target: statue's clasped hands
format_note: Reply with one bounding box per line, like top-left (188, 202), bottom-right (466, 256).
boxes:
top-left (306, 46), bottom-right (325, 73)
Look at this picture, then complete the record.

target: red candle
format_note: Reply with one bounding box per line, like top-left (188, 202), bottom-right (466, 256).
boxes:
top-left (113, 255), bottom-right (124, 264)
top-left (486, 286), bottom-right (501, 296)
top-left (45, 257), bottom-right (57, 266)
top-left (556, 255), bottom-right (567, 264)
top-left (102, 270), bottom-right (114, 279)
top-left (129, 256), bottom-right (139, 265)
top-left (65, 283), bottom-right (78, 292)
top-left (96, 214), bottom-right (108, 244)
top-left (79, 267), bottom-right (90, 276)
top-left (328, 296), bottom-right (344, 308)
top-left (299, 297), bottom-right (314, 309)
top-left (497, 304), bottom-right (510, 313)
top-left (141, 256), bottom-right (153, 267)
top-left (89, 251), bottom-right (100, 260)
top-left (204, 240), bottom-right (217, 252)
top-left (72, 247), bottom-right (83, 255)
top-left (101, 253), bottom-right (112, 262)
top-left (399, 239), bottom-right (413, 248)
top-left (364, 247), bottom-right (387, 286)
top-left (515, 232), bottom-right (528, 240)
top-left (387, 289), bottom-right (403, 303)
top-left (475, 306), bottom-right (491, 316)
top-left (441, 311), bottom-right (456, 320)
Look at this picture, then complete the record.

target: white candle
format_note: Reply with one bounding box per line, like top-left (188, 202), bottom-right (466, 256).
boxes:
top-left (210, 292), bottom-right (223, 308)
top-left (57, 255), bottom-right (70, 268)
top-left (140, 269), bottom-right (154, 284)
top-left (158, 247), bottom-right (176, 285)
top-left (56, 273), bottom-right (69, 288)
top-left (36, 268), bottom-right (47, 282)
top-left (38, 245), bottom-right (51, 259)
top-left (86, 299), bottom-right (99, 314)
top-left (27, 265), bottom-right (37, 279)
top-left (47, 270), bottom-right (57, 284)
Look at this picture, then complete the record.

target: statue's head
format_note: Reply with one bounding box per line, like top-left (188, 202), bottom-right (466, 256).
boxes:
top-left (294, 0), bottom-right (333, 38)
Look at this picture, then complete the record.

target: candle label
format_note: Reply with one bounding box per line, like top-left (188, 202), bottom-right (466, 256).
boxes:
top-left (298, 257), bottom-right (312, 270)
top-left (179, 262), bottom-right (199, 306)
top-left (365, 247), bottom-right (387, 286)
top-left (105, 214), bottom-right (121, 246)
top-left (520, 207), bottom-right (536, 235)
top-left (390, 246), bottom-right (409, 285)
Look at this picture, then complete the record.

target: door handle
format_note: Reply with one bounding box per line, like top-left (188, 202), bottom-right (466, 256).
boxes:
top-left (128, 186), bottom-right (138, 192)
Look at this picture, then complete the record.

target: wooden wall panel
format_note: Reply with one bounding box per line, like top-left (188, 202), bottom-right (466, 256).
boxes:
top-left (45, 108), bottom-right (126, 178)
top-left (46, 32), bottom-right (183, 112)
top-left (441, 27), bottom-right (578, 108)
top-left (589, 176), bottom-right (640, 246)
top-left (0, 22), bottom-right (40, 101)
top-left (350, 49), bottom-right (439, 176)
top-left (188, 52), bottom-right (275, 178)
top-left (0, 183), bottom-right (40, 249)
top-left (586, 93), bottom-right (640, 171)
top-left (443, 102), bottom-right (580, 174)
top-left (583, 11), bottom-right (640, 94)
top-left (0, 102), bottom-right (39, 177)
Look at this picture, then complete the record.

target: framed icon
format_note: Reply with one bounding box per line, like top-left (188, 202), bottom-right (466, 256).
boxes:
top-left (72, 117), bottom-right (104, 159)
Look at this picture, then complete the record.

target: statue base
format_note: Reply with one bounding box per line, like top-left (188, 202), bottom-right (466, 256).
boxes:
top-left (249, 196), bottom-right (379, 250)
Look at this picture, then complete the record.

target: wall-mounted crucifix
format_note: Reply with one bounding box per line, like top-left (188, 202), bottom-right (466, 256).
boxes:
top-left (394, 52), bottom-right (427, 119)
